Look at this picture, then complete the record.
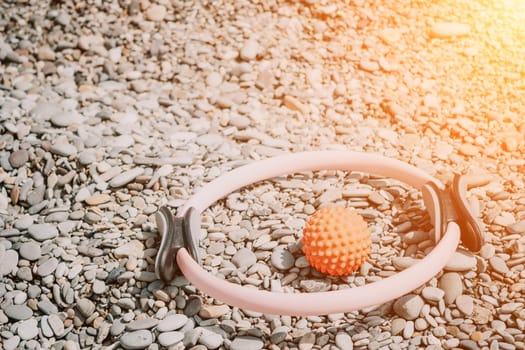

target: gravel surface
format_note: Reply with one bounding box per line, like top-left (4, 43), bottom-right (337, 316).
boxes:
top-left (1, 0), bottom-right (525, 349)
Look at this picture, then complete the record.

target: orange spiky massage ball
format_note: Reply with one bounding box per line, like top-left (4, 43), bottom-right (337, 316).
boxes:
top-left (302, 207), bottom-right (371, 277)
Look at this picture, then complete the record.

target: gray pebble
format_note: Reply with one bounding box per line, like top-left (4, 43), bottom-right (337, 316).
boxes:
top-left (14, 215), bottom-right (34, 230)
top-left (158, 331), bottom-right (184, 347)
top-left (120, 330), bottom-right (153, 349)
top-left (27, 224), bottom-right (58, 241)
top-left (230, 335), bottom-right (263, 350)
top-left (198, 328), bottom-right (224, 349)
top-left (0, 249), bottom-right (18, 276)
top-left (51, 111), bottom-right (83, 127)
top-left (37, 257), bottom-right (59, 276)
top-left (17, 318), bottom-right (39, 340)
top-left (4, 335), bottom-right (20, 350)
top-left (9, 150), bottom-right (29, 168)
top-left (126, 318), bottom-right (159, 330)
top-left (335, 332), bottom-right (353, 350)
top-left (231, 248), bottom-right (257, 269)
top-left (271, 249), bottom-right (295, 270)
top-left (109, 168), bottom-right (144, 187)
top-left (393, 294), bottom-right (424, 320)
top-left (50, 143), bottom-right (77, 157)
top-left (157, 314), bottom-right (188, 332)
top-left (76, 298), bottom-right (96, 318)
top-left (4, 304), bottom-right (33, 321)
top-left (38, 299), bottom-right (58, 315)
top-left (48, 313), bottom-right (65, 336)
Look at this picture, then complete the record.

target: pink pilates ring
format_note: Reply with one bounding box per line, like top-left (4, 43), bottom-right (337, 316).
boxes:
top-left (154, 151), bottom-right (483, 316)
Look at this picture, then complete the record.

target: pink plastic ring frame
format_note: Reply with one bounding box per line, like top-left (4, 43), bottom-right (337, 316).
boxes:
top-left (172, 151), bottom-right (460, 316)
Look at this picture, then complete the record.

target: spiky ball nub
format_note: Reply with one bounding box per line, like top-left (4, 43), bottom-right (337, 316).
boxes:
top-left (302, 207), bottom-right (371, 277)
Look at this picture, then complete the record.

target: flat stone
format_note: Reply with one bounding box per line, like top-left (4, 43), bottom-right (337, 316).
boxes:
top-left (17, 318), bottom-right (39, 340)
top-left (114, 240), bottom-right (144, 258)
top-left (92, 280), bottom-right (106, 294)
top-left (392, 256), bottom-right (419, 270)
top-left (298, 333), bottom-right (316, 350)
top-left (50, 143), bottom-right (77, 157)
top-left (9, 150), bottom-right (29, 168)
top-left (76, 298), bottom-right (96, 318)
top-left (158, 331), bottom-right (184, 347)
top-left (439, 272), bottom-right (463, 304)
top-left (4, 336), bottom-right (20, 350)
top-left (14, 215), bottom-right (34, 230)
top-left (48, 313), bottom-right (65, 336)
top-left (0, 249), bottom-right (18, 276)
top-left (51, 111), bottom-right (83, 127)
top-left (199, 328), bottom-right (224, 349)
top-left (391, 318), bottom-right (406, 336)
top-left (231, 248), bottom-right (257, 269)
top-left (199, 304), bottom-right (230, 319)
top-left (445, 250), bottom-right (476, 271)
top-left (271, 249), bottom-right (295, 270)
top-left (489, 256), bottom-right (509, 274)
top-left (126, 318), bottom-right (158, 330)
top-left (393, 294), bottom-right (424, 320)
top-left (157, 314), bottom-right (188, 332)
top-left (430, 22), bottom-right (471, 38)
top-left (507, 220), bottom-right (525, 234)
top-left (271, 326), bottom-right (289, 344)
top-left (85, 194), bottom-right (112, 206)
top-left (19, 242), bottom-right (42, 261)
top-left (120, 330), bottom-right (153, 349)
top-left (421, 287), bottom-right (445, 302)
top-left (27, 224), bottom-right (58, 241)
top-left (335, 332), bottom-right (354, 350)
top-left (5, 304), bottom-right (33, 321)
top-left (145, 4), bottom-right (167, 21)
top-left (456, 295), bottom-right (474, 315)
top-left (109, 168), bottom-right (144, 187)
top-left (230, 335), bottom-right (264, 350)
top-left (37, 257), bottom-right (59, 276)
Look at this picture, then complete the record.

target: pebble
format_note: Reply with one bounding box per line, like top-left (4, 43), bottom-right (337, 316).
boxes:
top-left (5, 304), bottom-right (33, 320)
top-left (439, 272), bottom-right (463, 304)
top-left (17, 318), bottom-right (39, 340)
top-left (335, 332), bottom-right (354, 350)
top-left (37, 257), bottom-right (59, 276)
top-left (456, 295), bottom-right (474, 315)
top-left (145, 4), bottom-right (167, 21)
top-left (77, 298), bottom-right (96, 318)
top-left (126, 318), bottom-right (158, 330)
top-left (445, 250), bottom-right (477, 271)
top-left (230, 335), bottom-right (264, 350)
top-left (27, 224), bottom-right (58, 241)
top-left (50, 143), bottom-right (77, 157)
top-left (393, 294), bottom-right (424, 320)
top-left (157, 314), bottom-right (188, 332)
top-left (231, 248), bottom-right (257, 268)
top-left (199, 328), bottom-right (224, 349)
top-left (507, 220), bottom-right (525, 234)
top-left (19, 242), bottom-right (42, 261)
top-left (271, 248), bottom-right (295, 270)
top-left (109, 168), bottom-right (144, 187)
top-left (199, 304), bottom-right (230, 319)
top-left (421, 286), bottom-right (445, 302)
top-left (51, 111), bottom-right (83, 127)
top-left (158, 331), bottom-right (184, 347)
top-left (430, 22), bottom-right (471, 38)
top-left (120, 330), bottom-right (153, 349)
top-left (240, 40), bottom-right (260, 61)
top-left (0, 249), bottom-right (19, 276)
top-left (9, 150), bottom-right (29, 168)
top-left (489, 256), bottom-right (509, 274)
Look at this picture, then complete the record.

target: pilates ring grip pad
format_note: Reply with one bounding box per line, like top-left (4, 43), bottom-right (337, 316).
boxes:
top-left (154, 151), bottom-right (483, 316)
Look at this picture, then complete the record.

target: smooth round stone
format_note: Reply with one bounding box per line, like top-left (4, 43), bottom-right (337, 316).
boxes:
top-left (37, 257), bottom-right (59, 276)
top-left (0, 249), bottom-right (18, 276)
top-left (157, 314), bottom-right (188, 332)
top-left (438, 272), bottom-right (463, 304)
top-left (5, 304), bottom-right (33, 320)
top-left (17, 318), bottom-right (39, 340)
top-left (271, 249), bottom-right (295, 270)
top-left (393, 294), bottom-right (424, 320)
top-left (271, 326), bottom-right (289, 344)
top-left (76, 298), bottom-right (96, 318)
top-left (51, 111), bottom-right (83, 127)
top-left (126, 318), bottom-right (159, 331)
top-left (109, 168), bottom-right (144, 187)
top-left (198, 330), bottom-right (224, 349)
top-left (120, 330), bottom-right (153, 349)
top-left (14, 215), bottom-right (34, 230)
top-left (230, 336), bottom-right (263, 350)
top-left (445, 250), bottom-right (476, 271)
top-left (78, 150), bottom-right (96, 165)
top-left (4, 335), bottom-right (20, 350)
top-left (50, 143), bottom-right (77, 157)
top-left (9, 150), bottom-right (29, 168)
top-left (456, 295), bottom-right (474, 315)
top-left (158, 331), bottom-right (184, 347)
top-left (47, 313), bottom-right (65, 336)
top-left (421, 287), bottom-right (445, 302)
top-left (335, 332), bottom-right (354, 350)
top-left (489, 256), bottom-right (509, 275)
top-left (92, 280), bottom-right (106, 294)
top-left (231, 248), bottom-right (257, 269)
top-left (19, 242), bottom-right (42, 261)
top-left (27, 224), bottom-right (58, 241)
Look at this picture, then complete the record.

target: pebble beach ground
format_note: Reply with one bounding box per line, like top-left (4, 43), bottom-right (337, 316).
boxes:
top-left (1, 0), bottom-right (525, 349)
